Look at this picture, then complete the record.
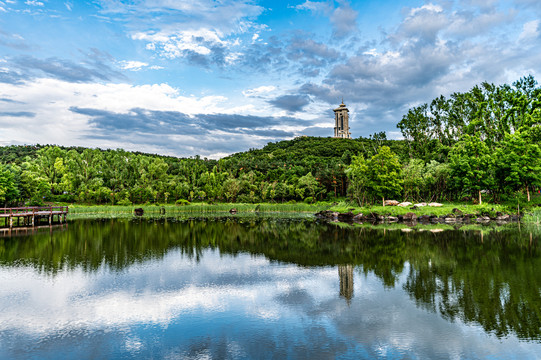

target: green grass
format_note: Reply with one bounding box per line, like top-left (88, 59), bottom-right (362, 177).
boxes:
top-left (62, 201), bottom-right (541, 224)
top-left (524, 208), bottom-right (541, 224)
top-left (328, 203), bottom-right (511, 218)
top-left (68, 202), bottom-right (330, 217)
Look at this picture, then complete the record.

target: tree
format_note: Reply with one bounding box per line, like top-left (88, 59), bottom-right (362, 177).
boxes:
top-left (367, 146), bottom-right (403, 206)
top-left (0, 164), bottom-right (19, 205)
top-left (403, 159), bottom-right (425, 202)
top-left (297, 172), bottom-right (320, 201)
top-left (495, 131), bottom-right (541, 201)
top-left (449, 134), bottom-right (494, 204)
top-left (345, 155), bottom-right (370, 206)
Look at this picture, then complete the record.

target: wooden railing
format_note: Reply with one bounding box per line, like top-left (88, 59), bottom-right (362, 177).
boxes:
top-left (0, 206), bottom-right (69, 216)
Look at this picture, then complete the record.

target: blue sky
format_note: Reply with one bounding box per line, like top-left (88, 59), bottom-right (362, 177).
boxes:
top-left (1, 0), bottom-right (541, 158)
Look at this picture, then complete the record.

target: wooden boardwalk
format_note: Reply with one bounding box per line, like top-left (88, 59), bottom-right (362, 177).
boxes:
top-left (0, 206), bottom-right (68, 228)
top-left (0, 223), bottom-right (68, 238)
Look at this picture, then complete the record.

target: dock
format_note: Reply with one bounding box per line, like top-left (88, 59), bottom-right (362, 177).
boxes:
top-left (0, 206), bottom-right (68, 228)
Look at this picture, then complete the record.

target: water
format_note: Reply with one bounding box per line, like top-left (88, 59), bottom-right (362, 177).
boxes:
top-left (0, 216), bottom-right (540, 359)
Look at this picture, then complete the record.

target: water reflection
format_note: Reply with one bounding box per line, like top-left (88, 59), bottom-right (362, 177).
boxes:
top-left (339, 264), bottom-right (354, 303)
top-left (0, 217), bottom-right (540, 359)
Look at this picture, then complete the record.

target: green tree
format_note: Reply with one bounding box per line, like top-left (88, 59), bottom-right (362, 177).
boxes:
top-left (495, 131), bottom-right (541, 201)
top-left (297, 172), bottom-right (320, 201)
top-left (449, 134), bottom-right (494, 204)
top-left (345, 155), bottom-right (370, 206)
top-left (367, 146), bottom-right (403, 206)
top-left (0, 164), bottom-right (19, 205)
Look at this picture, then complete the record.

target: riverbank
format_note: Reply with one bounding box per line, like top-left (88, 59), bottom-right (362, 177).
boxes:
top-left (65, 202), bottom-right (541, 224)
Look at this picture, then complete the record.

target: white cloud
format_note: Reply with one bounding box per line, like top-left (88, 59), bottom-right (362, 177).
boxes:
top-left (118, 60), bottom-right (149, 71)
top-left (133, 29), bottom-right (225, 59)
top-left (0, 78), bottom-right (229, 149)
top-left (409, 3), bottom-right (443, 16)
top-left (242, 85), bottom-right (276, 97)
top-left (518, 19), bottom-right (540, 42)
top-left (25, 0), bottom-right (44, 6)
top-left (89, 0), bottom-right (266, 68)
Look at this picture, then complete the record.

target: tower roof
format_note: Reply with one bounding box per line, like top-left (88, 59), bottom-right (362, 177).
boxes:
top-left (333, 101), bottom-right (349, 112)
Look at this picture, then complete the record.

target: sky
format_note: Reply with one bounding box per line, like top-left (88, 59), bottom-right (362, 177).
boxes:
top-left (0, 0), bottom-right (541, 158)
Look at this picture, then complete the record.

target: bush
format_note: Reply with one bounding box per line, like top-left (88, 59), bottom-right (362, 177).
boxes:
top-left (45, 194), bottom-right (77, 203)
top-left (28, 196), bottom-right (45, 207)
top-left (117, 199), bottom-right (132, 206)
top-left (304, 197), bottom-right (314, 204)
top-left (175, 199), bottom-right (191, 206)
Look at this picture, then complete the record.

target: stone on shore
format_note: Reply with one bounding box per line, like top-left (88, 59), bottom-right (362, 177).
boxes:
top-left (428, 202), bottom-right (443, 207)
top-left (397, 202), bottom-right (412, 207)
top-left (384, 200), bottom-right (399, 206)
top-left (403, 212), bottom-right (418, 221)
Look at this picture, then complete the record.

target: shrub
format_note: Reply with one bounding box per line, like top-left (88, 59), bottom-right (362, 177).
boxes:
top-left (304, 197), bottom-right (314, 204)
top-left (28, 196), bottom-right (45, 206)
top-left (175, 199), bottom-right (191, 206)
top-left (117, 199), bottom-right (132, 206)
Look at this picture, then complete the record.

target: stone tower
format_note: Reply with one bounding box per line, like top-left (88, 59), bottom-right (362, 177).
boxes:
top-left (333, 100), bottom-right (351, 138)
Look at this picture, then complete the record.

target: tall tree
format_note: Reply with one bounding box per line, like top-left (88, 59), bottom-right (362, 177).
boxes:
top-left (495, 131), bottom-right (541, 201)
top-left (449, 134), bottom-right (494, 204)
top-left (367, 146), bottom-right (403, 206)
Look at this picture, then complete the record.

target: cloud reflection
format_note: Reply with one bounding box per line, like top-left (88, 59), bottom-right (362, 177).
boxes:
top-left (0, 250), bottom-right (539, 359)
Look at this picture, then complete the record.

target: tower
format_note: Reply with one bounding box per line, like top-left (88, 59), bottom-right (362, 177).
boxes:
top-left (333, 100), bottom-right (351, 138)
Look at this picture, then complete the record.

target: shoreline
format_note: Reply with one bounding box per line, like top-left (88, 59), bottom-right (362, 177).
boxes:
top-left (315, 209), bottom-right (521, 225)
top-left (61, 203), bottom-right (541, 224)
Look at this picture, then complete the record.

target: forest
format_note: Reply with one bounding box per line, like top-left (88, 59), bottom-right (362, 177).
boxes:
top-left (0, 76), bottom-right (540, 207)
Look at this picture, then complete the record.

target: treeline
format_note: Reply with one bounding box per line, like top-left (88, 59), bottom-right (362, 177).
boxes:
top-left (0, 138), bottom-right (397, 206)
top-left (392, 75), bottom-right (541, 204)
top-left (0, 76), bottom-right (540, 206)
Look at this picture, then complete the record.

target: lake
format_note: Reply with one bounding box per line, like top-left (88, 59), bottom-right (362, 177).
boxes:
top-left (0, 215), bottom-right (540, 359)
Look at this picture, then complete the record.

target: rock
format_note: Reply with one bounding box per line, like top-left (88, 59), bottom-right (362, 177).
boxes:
top-left (476, 216), bottom-right (491, 222)
top-left (366, 212), bottom-right (379, 221)
top-left (428, 202), bottom-right (443, 207)
top-left (403, 212), bottom-right (418, 221)
top-left (410, 206), bottom-right (418, 210)
top-left (353, 213), bottom-right (364, 222)
top-left (337, 212), bottom-right (354, 221)
top-left (418, 215), bottom-right (431, 222)
top-left (430, 229), bottom-right (444, 233)
top-left (414, 202), bottom-right (427, 207)
top-left (229, 208), bottom-right (237, 214)
top-left (444, 217), bottom-right (457, 222)
top-left (387, 216), bottom-right (399, 222)
top-left (134, 208), bottom-right (144, 216)
top-left (401, 228), bottom-right (413, 232)
top-left (452, 208), bottom-right (463, 216)
top-left (384, 200), bottom-right (399, 206)
top-left (496, 214), bottom-right (510, 221)
top-left (397, 202), bottom-right (412, 207)
top-left (315, 210), bottom-right (338, 220)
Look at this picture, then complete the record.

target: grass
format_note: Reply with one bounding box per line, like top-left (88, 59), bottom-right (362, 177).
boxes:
top-left (328, 202), bottom-right (511, 218)
top-left (62, 199), bottom-right (541, 224)
top-left (524, 208), bottom-right (541, 224)
top-left (68, 202), bottom-right (330, 216)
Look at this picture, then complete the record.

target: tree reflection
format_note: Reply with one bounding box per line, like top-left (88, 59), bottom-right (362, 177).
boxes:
top-left (0, 217), bottom-right (539, 340)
